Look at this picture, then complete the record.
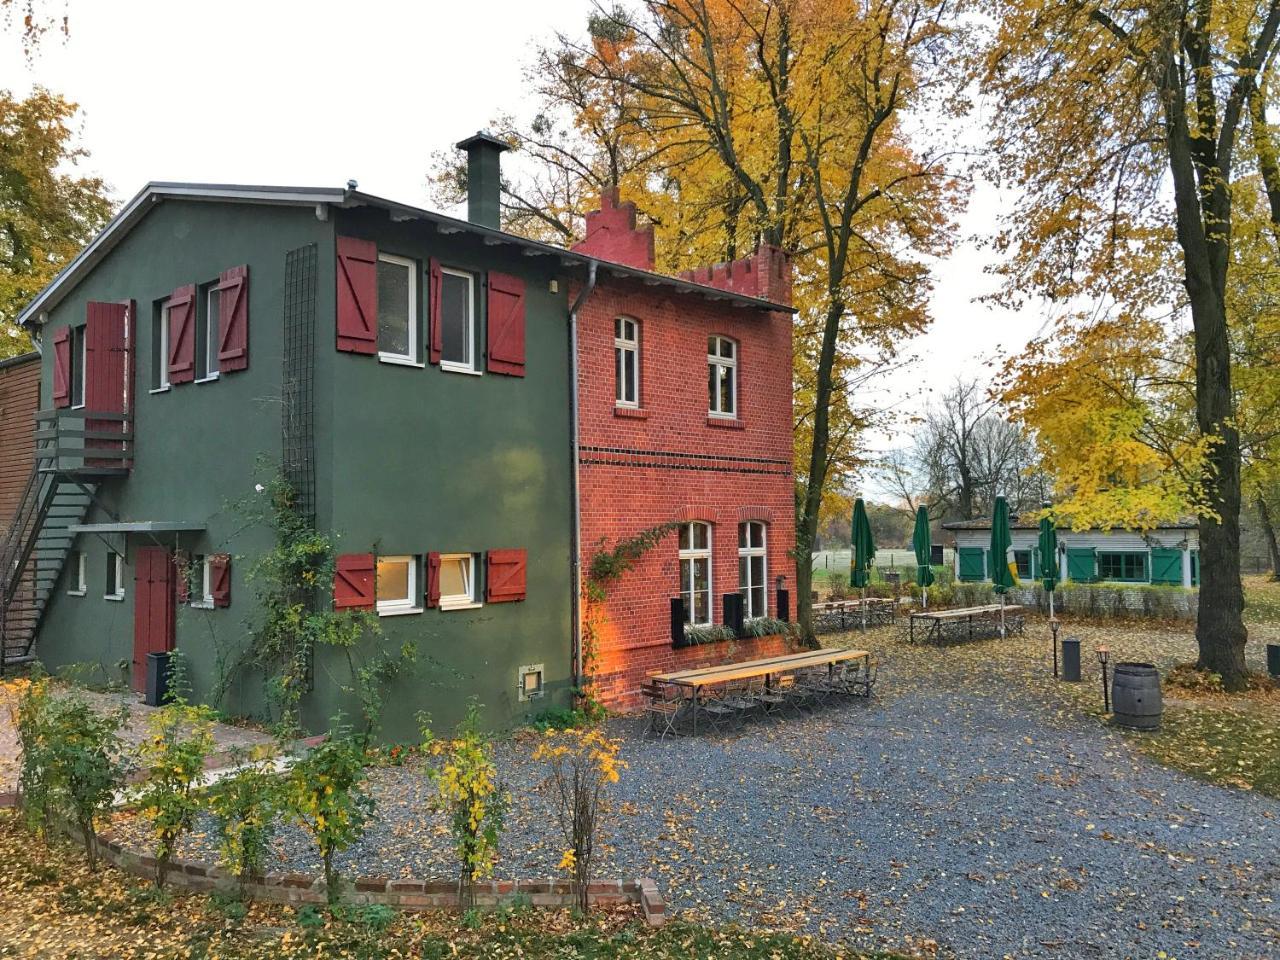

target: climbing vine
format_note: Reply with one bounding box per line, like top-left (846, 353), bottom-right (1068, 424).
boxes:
top-left (578, 521), bottom-right (681, 719)
top-left (241, 474), bottom-right (415, 742)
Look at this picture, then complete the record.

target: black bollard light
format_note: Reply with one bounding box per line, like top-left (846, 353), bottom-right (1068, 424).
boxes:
top-left (1050, 618), bottom-right (1061, 679)
top-left (1061, 636), bottom-right (1082, 682)
top-left (1096, 645), bottom-right (1111, 713)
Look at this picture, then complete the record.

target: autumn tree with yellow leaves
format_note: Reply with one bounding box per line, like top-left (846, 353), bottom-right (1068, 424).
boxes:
top-left (982, 0), bottom-right (1280, 688)
top-left (432, 0), bottom-right (969, 641)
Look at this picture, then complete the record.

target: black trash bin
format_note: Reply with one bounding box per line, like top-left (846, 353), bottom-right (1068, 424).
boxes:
top-left (1268, 643), bottom-right (1280, 679)
top-left (145, 651), bottom-right (172, 707)
top-left (1061, 636), bottom-right (1082, 682)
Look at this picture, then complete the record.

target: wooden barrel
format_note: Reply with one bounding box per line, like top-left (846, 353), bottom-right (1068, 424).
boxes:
top-left (1111, 662), bottom-right (1162, 730)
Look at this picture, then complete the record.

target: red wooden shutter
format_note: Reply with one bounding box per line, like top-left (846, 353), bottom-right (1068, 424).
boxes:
top-left (174, 550), bottom-right (190, 604)
top-left (52, 326), bottom-right (71, 407)
top-left (485, 548), bottom-right (527, 602)
top-left (209, 553), bottom-right (232, 607)
top-left (333, 552), bottom-right (375, 609)
top-left (217, 265), bottom-right (249, 372)
top-left (426, 552), bottom-right (441, 607)
top-left (486, 272), bottom-right (526, 376)
top-left (167, 284), bottom-right (196, 384)
top-left (428, 258), bottom-right (443, 365)
top-left (336, 237), bottom-right (378, 354)
top-left (84, 302), bottom-right (130, 467)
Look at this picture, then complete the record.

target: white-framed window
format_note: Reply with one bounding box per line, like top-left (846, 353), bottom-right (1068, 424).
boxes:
top-left (377, 253), bottom-right (418, 364)
top-left (67, 550), bottom-right (86, 596)
top-left (376, 555), bottom-right (420, 615)
top-left (614, 317), bottom-right (639, 407)
top-left (153, 303), bottom-right (171, 391)
top-left (708, 335), bottom-right (737, 418)
top-left (195, 283), bottom-right (221, 381)
top-left (70, 324), bottom-right (86, 408)
top-left (188, 554), bottom-right (215, 608)
top-left (738, 521), bottom-right (767, 619)
top-left (679, 521), bottom-right (712, 626)
top-left (439, 267), bottom-right (476, 373)
top-left (439, 553), bottom-right (480, 609)
top-left (104, 552), bottom-right (125, 601)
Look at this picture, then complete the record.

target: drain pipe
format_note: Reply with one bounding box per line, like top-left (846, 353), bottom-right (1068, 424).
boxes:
top-left (568, 260), bottom-right (598, 692)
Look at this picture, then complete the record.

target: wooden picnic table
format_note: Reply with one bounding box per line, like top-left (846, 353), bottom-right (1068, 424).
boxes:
top-left (651, 648), bottom-right (870, 733)
top-left (909, 604), bottom-right (1024, 644)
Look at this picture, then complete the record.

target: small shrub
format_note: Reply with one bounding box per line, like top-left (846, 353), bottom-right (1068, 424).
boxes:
top-left (533, 727), bottom-right (625, 912)
top-left (741, 616), bottom-right (796, 638)
top-left (423, 700), bottom-right (507, 909)
top-left (285, 722), bottom-right (374, 907)
top-left (42, 695), bottom-right (129, 867)
top-left (136, 702), bottom-right (217, 886)
top-left (8, 673), bottom-right (54, 834)
top-left (680, 623), bottom-right (737, 646)
top-left (529, 704), bottom-right (599, 732)
top-left (826, 571), bottom-right (850, 599)
top-left (207, 751), bottom-right (282, 885)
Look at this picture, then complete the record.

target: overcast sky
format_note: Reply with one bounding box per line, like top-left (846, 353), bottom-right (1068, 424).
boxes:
top-left (3, 0), bottom-right (1048, 497)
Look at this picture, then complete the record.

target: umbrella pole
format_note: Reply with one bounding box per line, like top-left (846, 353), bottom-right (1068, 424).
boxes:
top-left (923, 585), bottom-right (928, 610)
top-left (861, 586), bottom-right (868, 631)
top-left (1000, 592), bottom-right (1006, 638)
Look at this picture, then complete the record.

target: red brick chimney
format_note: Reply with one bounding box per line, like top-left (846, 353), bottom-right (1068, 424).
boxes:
top-left (678, 244), bottom-right (792, 306)
top-left (571, 187), bottom-right (655, 271)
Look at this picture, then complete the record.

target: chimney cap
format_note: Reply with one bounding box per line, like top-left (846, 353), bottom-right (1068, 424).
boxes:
top-left (456, 130), bottom-right (512, 153)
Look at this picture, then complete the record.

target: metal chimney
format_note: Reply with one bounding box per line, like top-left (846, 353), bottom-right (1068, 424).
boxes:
top-left (455, 131), bottom-right (510, 230)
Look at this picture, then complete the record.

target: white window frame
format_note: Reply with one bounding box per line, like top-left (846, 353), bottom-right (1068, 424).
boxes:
top-left (376, 554), bottom-right (421, 616)
top-left (708, 335), bottom-right (737, 418)
top-left (188, 555), bottom-right (215, 608)
top-left (153, 303), bottom-right (171, 392)
top-left (376, 253), bottom-right (420, 366)
top-left (196, 284), bottom-right (221, 382)
top-left (104, 552), bottom-right (125, 601)
top-left (679, 521), bottom-right (713, 627)
top-left (738, 521), bottom-right (768, 619)
top-left (614, 317), bottom-right (640, 407)
top-left (70, 325), bottom-right (86, 410)
top-left (439, 267), bottom-right (477, 374)
top-left (439, 552), bottom-right (481, 610)
top-left (67, 550), bottom-right (86, 596)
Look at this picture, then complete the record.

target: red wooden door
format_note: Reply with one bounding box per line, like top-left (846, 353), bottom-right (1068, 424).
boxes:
top-left (132, 546), bottom-right (175, 691)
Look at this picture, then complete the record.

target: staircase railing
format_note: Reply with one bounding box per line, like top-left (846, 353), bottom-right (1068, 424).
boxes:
top-left (34, 408), bottom-right (132, 475)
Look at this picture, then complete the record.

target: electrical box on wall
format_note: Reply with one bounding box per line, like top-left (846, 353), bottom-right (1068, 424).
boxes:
top-left (518, 663), bottom-right (545, 701)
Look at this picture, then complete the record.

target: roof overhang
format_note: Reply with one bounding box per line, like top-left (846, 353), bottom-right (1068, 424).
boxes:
top-left (68, 521), bottom-right (206, 534)
top-left (17, 182), bottom-right (794, 329)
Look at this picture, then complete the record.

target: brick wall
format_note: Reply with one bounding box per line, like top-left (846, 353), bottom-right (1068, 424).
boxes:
top-left (573, 250), bottom-right (796, 709)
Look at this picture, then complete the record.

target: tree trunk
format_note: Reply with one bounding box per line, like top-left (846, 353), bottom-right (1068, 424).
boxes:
top-left (796, 300), bottom-right (845, 648)
top-left (1256, 495), bottom-right (1280, 581)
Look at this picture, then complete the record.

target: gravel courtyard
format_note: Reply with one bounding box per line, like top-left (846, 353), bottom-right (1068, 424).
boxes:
top-left (123, 625), bottom-right (1279, 960)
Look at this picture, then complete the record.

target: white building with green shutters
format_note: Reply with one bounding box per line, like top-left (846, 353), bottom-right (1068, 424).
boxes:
top-left (941, 518), bottom-right (1200, 588)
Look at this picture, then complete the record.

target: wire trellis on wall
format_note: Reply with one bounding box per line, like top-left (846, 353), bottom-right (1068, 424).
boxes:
top-left (281, 243), bottom-right (317, 526)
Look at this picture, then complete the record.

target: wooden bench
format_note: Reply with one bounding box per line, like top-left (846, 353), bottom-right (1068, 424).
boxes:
top-left (908, 604), bottom-right (1025, 644)
top-left (813, 597), bottom-right (897, 633)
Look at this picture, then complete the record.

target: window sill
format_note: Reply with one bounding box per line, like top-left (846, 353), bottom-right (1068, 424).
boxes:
top-left (104, 593), bottom-right (125, 602)
top-left (377, 605), bottom-right (424, 617)
top-left (194, 374), bottom-right (220, 384)
top-left (439, 600), bottom-right (483, 612)
top-left (378, 354), bottom-right (425, 368)
top-left (440, 362), bottom-right (482, 377)
top-left (190, 601), bottom-right (215, 610)
top-left (614, 405), bottom-right (649, 419)
top-left (706, 416), bottom-right (744, 429)
top-left (149, 385), bottom-right (170, 395)
top-left (67, 589), bottom-right (85, 597)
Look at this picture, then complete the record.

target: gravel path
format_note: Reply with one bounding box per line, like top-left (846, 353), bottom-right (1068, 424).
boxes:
top-left (124, 637), bottom-right (1279, 960)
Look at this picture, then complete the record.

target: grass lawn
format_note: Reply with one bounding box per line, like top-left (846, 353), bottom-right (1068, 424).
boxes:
top-left (0, 811), bottom-right (907, 960)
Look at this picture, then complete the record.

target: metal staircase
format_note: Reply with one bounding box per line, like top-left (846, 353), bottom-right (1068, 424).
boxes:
top-left (0, 408), bottom-right (130, 671)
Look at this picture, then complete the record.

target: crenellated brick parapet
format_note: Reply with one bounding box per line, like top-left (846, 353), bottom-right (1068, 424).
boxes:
top-left (677, 244), bottom-right (792, 306)
top-left (570, 187), bottom-right (656, 270)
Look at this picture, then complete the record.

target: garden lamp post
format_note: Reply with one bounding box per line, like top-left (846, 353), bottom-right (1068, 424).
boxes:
top-left (1051, 618), bottom-right (1061, 679)
top-left (1096, 646), bottom-right (1111, 713)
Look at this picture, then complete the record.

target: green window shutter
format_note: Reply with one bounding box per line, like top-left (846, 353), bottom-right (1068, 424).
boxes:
top-left (1066, 547), bottom-right (1096, 582)
top-left (1150, 548), bottom-right (1182, 585)
top-left (958, 547), bottom-right (986, 581)
top-left (1190, 550), bottom-right (1199, 586)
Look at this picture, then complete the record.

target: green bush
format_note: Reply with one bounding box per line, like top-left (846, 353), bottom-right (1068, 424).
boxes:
top-left (136, 702), bottom-right (217, 886)
top-left (207, 752), bottom-right (282, 885)
top-left (285, 722), bottom-right (374, 906)
top-left (42, 695), bottom-right (129, 867)
top-left (741, 616), bottom-right (796, 638)
top-left (12, 673), bottom-right (54, 834)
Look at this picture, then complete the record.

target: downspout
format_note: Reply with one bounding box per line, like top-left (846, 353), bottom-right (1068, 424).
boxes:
top-left (568, 260), bottom-right (598, 693)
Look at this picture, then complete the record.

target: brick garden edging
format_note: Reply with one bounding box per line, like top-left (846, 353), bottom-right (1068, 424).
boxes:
top-left (0, 794), bottom-right (667, 926)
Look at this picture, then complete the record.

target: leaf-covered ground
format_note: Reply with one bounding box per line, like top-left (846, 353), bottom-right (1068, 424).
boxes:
top-left (0, 811), bottom-right (904, 960)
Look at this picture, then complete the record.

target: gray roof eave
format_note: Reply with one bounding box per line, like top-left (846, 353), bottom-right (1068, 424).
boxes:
top-left (17, 182), bottom-right (794, 328)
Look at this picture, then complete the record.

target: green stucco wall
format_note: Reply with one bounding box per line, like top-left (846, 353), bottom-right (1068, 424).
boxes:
top-left (31, 199), bottom-right (574, 741)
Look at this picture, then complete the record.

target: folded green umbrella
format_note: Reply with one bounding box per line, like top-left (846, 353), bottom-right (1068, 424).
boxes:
top-left (912, 505), bottom-right (935, 607)
top-left (851, 498), bottom-right (875, 589)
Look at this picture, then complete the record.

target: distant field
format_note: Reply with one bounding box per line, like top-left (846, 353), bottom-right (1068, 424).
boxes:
top-left (812, 548), bottom-right (954, 580)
